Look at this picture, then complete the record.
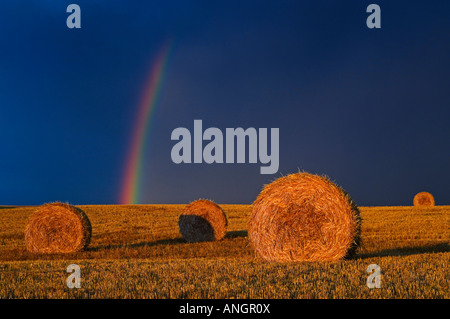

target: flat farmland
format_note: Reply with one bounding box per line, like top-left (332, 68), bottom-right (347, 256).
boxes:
top-left (0, 204), bottom-right (448, 298)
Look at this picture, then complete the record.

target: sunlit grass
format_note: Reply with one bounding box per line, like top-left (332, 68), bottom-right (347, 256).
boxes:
top-left (0, 204), bottom-right (448, 298)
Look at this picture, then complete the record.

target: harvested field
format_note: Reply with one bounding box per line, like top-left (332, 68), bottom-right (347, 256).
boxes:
top-left (0, 204), bottom-right (448, 298)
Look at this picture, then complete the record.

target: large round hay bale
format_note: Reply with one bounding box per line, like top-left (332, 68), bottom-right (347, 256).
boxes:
top-left (25, 202), bottom-right (92, 254)
top-left (248, 172), bottom-right (361, 262)
top-left (178, 199), bottom-right (228, 242)
top-left (413, 192), bottom-right (435, 206)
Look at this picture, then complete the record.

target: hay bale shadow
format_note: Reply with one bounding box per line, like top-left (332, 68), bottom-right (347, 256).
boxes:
top-left (357, 243), bottom-right (449, 259)
top-left (225, 230), bottom-right (248, 239)
top-left (87, 238), bottom-right (186, 251)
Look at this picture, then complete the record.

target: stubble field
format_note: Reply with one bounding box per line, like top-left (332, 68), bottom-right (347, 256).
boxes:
top-left (0, 204), bottom-right (448, 298)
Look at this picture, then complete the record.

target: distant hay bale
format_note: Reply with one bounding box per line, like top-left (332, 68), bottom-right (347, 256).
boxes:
top-left (178, 199), bottom-right (228, 242)
top-left (248, 172), bottom-right (361, 262)
top-left (413, 192), bottom-right (435, 206)
top-left (25, 202), bottom-right (92, 254)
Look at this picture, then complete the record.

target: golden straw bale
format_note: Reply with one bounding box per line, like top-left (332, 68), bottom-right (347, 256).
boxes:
top-left (25, 202), bottom-right (91, 254)
top-left (178, 199), bottom-right (228, 242)
top-left (413, 192), bottom-right (435, 206)
top-left (248, 172), bottom-right (361, 262)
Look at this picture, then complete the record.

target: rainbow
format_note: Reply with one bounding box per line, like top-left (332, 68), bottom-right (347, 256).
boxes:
top-left (120, 42), bottom-right (172, 205)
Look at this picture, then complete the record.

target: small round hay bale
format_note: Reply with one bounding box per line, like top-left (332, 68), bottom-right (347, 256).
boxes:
top-left (413, 192), bottom-right (435, 206)
top-left (178, 199), bottom-right (228, 242)
top-left (25, 202), bottom-right (92, 254)
top-left (248, 172), bottom-right (361, 262)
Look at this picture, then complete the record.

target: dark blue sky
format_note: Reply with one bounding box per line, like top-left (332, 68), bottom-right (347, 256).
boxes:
top-left (1, 1), bottom-right (449, 206)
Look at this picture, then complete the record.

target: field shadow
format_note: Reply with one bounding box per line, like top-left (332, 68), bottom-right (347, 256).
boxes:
top-left (357, 243), bottom-right (449, 259)
top-left (88, 238), bottom-right (185, 251)
top-left (225, 230), bottom-right (248, 239)
top-left (88, 231), bottom-right (249, 252)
